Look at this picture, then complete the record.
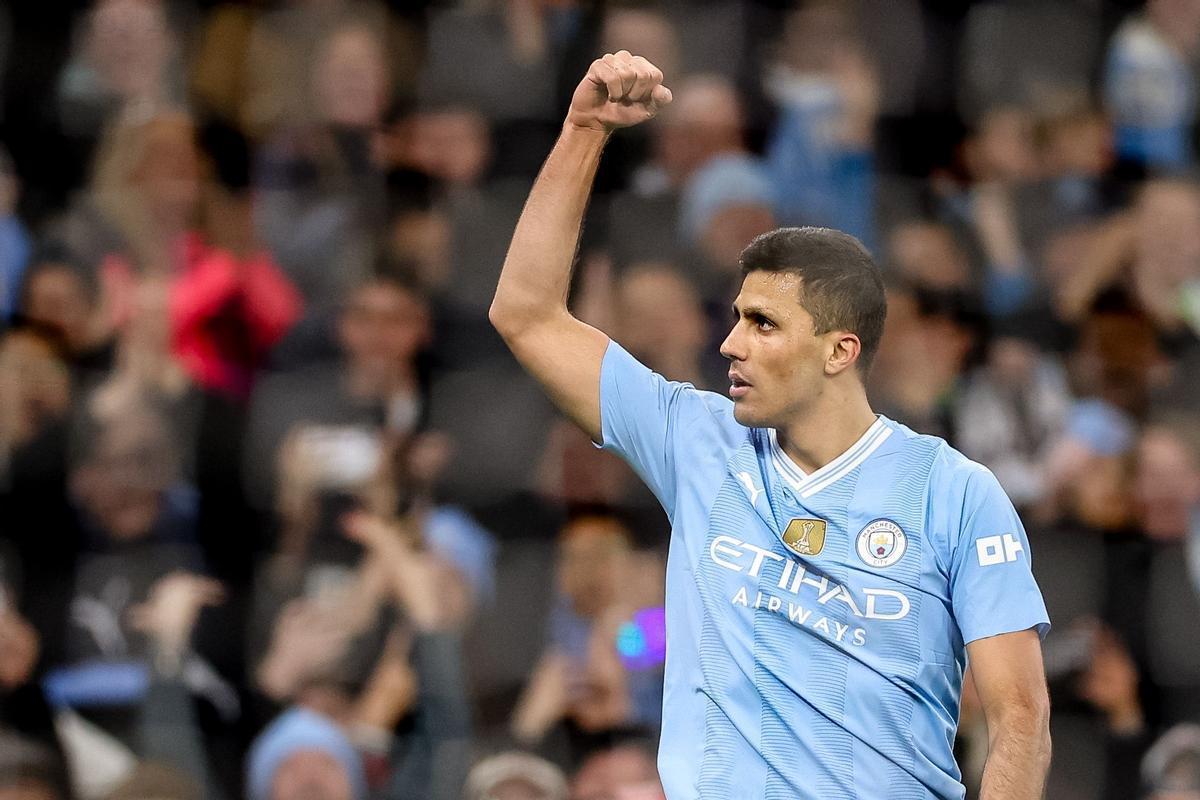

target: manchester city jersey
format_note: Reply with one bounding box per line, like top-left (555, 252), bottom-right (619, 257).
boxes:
top-left (597, 342), bottom-right (1050, 800)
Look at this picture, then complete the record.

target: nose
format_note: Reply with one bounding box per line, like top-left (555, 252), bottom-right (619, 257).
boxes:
top-left (720, 322), bottom-right (746, 362)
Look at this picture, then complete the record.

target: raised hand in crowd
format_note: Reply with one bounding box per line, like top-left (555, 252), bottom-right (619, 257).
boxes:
top-left (256, 597), bottom-right (361, 703)
top-left (350, 630), bottom-right (418, 738)
top-left (511, 651), bottom-right (573, 745)
top-left (128, 572), bottom-right (225, 674)
top-left (1077, 626), bottom-right (1145, 736)
top-left (341, 511), bottom-right (462, 633)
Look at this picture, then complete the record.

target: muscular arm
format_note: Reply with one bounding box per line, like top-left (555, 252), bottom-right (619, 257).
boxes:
top-left (967, 629), bottom-right (1052, 800)
top-left (488, 125), bottom-right (611, 438)
top-left (489, 51), bottom-right (671, 441)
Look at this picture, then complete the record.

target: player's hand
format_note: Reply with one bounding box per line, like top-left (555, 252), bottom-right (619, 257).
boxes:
top-left (567, 51), bottom-right (673, 134)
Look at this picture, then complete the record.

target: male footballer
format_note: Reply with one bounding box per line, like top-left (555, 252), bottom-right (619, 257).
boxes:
top-left (490, 51), bottom-right (1051, 799)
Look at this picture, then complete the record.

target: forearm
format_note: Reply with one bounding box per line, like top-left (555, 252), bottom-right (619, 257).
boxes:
top-left (412, 632), bottom-right (471, 800)
top-left (490, 123), bottom-right (609, 335)
top-left (139, 660), bottom-right (224, 799)
top-left (380, 632), bottom-right (473, 800)
top-left (979, 711), bottom-right (1051, 800)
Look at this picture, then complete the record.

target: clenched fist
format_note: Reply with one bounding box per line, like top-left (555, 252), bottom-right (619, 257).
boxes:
top-left (567, 50), bottom-right (673, 134)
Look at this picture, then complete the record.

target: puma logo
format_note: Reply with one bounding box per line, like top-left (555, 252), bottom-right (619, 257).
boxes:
top-left (737, 471), bottom-right (763, 507)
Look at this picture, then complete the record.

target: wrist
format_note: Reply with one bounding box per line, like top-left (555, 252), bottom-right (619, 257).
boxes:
top-left (512, 706), bottom-right (556, 743)
top-left (152, 641), bottom-right (186, 678)
top-left (562, 117), bottom-right (613, 141)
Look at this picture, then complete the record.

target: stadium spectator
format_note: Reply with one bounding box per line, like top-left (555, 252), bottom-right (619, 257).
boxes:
top-left (884, 220), bottom-right (972, 293)
top-left (250, 504), bottom-right (473, 799)
top-left (37, 402), bottom-right (242, 792)
top-left (464, 751), bottom-right (568, 800)
top-left (609, 72), bottom-right (747, 269)
top-left (615, 263), bottom-right (711, 389)
top-left (56, 0), bottom-right (186, 175)
top-left (0, 3), bottom-right (1198, 797)
top-left (512, 511), bottom-right (664, 756)
top-left (58, 109), bottom-right (302, 398)
top-left (246, 706), bottom-right (367, 800)
top-left (0, 146), bottom-right (31, 321)
top-left (952, 315), bottom-right (1073, 511)
top-left (17, 249), bottom-right (114, 376)
top-left (0, 327), bottom-right (71, 482)
top-left (1142, 723), bottom-right (1200, 799)
top-left (0, 327), bottom-right (79, 660)
top-left (678, 152), bottom-right (776, 296)
top-left (764, 0), bottom-right (879, 245)
top-left (1105, 0), bottom-right (1200, 170)
top-left (243, 270), bottom-right (431, 512)
top-left (1134, 419), bottom-right (1200, 723)
top-left (941, 106), bottom-right (1042, 318)
top-left (570, 737), bottom-right (665, 800)
top-left (254, 16), bottom-right (392, 308)
top-left (868, 282), bottom-right (978, 441)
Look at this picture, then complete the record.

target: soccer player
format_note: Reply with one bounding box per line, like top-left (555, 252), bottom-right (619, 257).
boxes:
top-left (490, 51), bottom-right (1052, 799)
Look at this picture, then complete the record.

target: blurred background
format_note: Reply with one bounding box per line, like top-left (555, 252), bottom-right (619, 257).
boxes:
top-left (0, 0), bottom-right (1199, 798)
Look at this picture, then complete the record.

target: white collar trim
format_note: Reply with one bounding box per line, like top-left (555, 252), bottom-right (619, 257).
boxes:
top-left (768, 418), bottom-right (891, 498)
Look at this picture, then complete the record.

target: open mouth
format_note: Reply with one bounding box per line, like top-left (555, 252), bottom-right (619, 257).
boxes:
top-left (728, 373), bottom-right (751, 399)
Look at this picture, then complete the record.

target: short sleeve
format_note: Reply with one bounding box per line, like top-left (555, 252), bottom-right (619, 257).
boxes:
top-left (949, 467), bottom-right (1051, 645)
top-left (598, 341), bottom-right (730, 515)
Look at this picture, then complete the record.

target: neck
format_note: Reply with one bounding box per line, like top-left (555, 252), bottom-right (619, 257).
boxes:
top-left (775, 380), bottom-right (877, 474)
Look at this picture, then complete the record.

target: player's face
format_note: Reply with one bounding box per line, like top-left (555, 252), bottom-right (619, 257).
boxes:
top-left (720, 271), bottom-right (833, 428)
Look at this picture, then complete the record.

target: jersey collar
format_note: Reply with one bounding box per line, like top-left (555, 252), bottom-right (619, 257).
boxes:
top-left (768, 417), bottom-right (892, 499)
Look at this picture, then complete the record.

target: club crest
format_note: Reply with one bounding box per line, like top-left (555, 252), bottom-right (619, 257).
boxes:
top-left (855, 519), bottom-right (907, 568)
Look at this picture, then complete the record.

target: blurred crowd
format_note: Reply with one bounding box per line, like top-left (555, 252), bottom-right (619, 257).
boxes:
top-left (0, 0), bottom-right (1199, 798)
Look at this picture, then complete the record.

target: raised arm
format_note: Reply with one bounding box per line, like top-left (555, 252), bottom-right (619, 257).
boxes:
top-left (489, 51), bottom-right (672, 441)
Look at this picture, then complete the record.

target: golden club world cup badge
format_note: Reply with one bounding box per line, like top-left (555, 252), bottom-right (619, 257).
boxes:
top-left (783, 518), bottom-right (827, 556)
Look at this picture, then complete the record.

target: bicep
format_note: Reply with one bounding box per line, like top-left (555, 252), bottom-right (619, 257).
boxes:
top-left (966, 629), bottom-right (1049, 724)
top-left (501, 310), bottom-right (609, 441)
top-left (948, 467), bottom-right (1050, 644)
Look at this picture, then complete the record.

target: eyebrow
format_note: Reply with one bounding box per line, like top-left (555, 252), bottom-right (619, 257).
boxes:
top-left (732, 303), bottom-right (774, 318)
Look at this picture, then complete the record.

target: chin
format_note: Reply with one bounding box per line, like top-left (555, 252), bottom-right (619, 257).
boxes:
top-left (732, 402), bottom-right (769, 428)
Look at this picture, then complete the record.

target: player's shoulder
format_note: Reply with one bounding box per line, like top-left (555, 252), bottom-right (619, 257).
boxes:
top-left (881, 419), bottom-right (1013, 556)
top-left (879, 416), bottom-right (997, 497)
top-left (601, 339), bottom-right (747, 450)
top-left (680, 384), bottom-right (747, 451)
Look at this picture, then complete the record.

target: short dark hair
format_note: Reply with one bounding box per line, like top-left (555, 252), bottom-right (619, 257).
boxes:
top-left (739, 227), bottom-right (887, 373)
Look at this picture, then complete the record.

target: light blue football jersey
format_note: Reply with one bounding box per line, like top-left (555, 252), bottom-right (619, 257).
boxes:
top-left (597, 342), bottom-right (1050, 800)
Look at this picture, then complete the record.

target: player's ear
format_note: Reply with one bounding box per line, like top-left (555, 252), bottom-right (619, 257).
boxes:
top-left (824, 331), bottom-right (861, 376)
